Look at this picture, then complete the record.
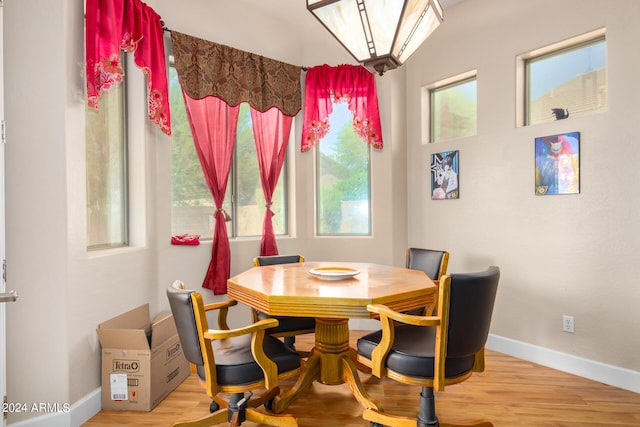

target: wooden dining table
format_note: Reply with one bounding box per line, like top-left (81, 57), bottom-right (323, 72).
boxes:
top-left (226, 261), bottom-right (437, 413)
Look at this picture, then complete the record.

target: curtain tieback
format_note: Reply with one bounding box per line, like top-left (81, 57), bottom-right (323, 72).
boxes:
top-left (216, 208), bottom-right (232, 222)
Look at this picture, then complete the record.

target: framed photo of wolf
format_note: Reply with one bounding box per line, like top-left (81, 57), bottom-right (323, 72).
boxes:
top-left (535, 132), bottom-right (580, 195)
top-left (431, 150), bottom-right (459, 200)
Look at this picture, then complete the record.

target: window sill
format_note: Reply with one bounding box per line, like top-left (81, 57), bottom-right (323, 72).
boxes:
top-left (87, 245), bottom-right (147, 259)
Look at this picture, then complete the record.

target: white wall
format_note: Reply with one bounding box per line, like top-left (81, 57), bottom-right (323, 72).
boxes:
top-left (4, 0), bottom-right (71, 422)
top-left (405, 0), bottom-right (640, 372)
top-left (3, 0), bottom-right (407, 424)
top-left (5, 0), bottom-right (164, 423)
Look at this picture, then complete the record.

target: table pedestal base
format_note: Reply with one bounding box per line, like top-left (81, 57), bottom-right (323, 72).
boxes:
top-left (273, 318), bottom-right (380, 414)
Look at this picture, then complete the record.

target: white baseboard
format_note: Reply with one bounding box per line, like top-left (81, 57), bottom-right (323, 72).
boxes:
top-left (351, 324), bottom-right (640, 394)
top-left (8, 388), bottom-right (101, 427)
top-left (487, 334), bottom-right (640, 393)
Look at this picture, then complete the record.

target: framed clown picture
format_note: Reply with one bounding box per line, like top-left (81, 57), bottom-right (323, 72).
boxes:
top-left (535, 132), bottom-right (580, 195)
top-left (431, 150), bottom-right (459, 200)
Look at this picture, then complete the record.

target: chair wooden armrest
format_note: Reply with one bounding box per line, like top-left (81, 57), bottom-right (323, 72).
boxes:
top-left (357, 268), bottom-right (500, 427)
top-left (203, 299), bottom-right (237, 330)
top-left (204, 318), bottom-right (281, 389)
top-left (423, 303), bottom-right (436, 316)
top-left (172, 280), bottom-right (238, 330)
top-left (365, 276), bottom-right (451, 390)
top-left (367, 304), bottom-right (442, 326)
top-left (203, 299), bottom-right (237, 311)
top-left (204, 318), bottom-right (279, 340)
top-left (167, 282), bottom-right (300, 427)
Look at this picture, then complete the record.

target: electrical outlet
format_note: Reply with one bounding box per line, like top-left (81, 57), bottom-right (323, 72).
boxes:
top-left (562, 315), bottom-right (575, 333)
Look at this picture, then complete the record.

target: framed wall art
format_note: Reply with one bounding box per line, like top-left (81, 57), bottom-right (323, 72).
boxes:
top-left (535, 131), bottom-right (580, 195)
top-left (431, 150), bottom-right (459, 200)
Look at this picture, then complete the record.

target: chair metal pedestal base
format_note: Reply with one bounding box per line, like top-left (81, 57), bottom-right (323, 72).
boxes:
top-left (364, 387), bottom-right (494, 427)
top-left (417, 387), bottom-right (440, 427)
top-left (172, 388), bottom-right (297, 427)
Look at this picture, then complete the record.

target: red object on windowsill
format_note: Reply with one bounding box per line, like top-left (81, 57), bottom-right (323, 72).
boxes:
top-left (171, 234), bottom-right (200, 246)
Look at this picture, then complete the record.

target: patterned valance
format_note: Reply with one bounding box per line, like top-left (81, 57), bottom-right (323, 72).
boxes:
top-left (170, 31), bottom-right (302, 117)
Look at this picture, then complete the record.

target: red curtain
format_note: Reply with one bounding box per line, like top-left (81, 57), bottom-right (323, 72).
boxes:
top-left (301, 64), bottom-right (383, 152)
top-left (250, 107), bottom-right (293, 256)
top-left (170, 31), bottom-right (302, 292)
top-left (86, 0), bottom-right (171, 135)
top-left (182, 94), bottom-right (239, 294)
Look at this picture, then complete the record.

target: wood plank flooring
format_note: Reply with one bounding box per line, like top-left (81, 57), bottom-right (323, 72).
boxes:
top-left (84, 332), bottom-right (640, 427)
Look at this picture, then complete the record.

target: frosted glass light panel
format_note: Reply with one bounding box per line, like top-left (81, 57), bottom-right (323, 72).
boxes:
top-left (526, 37), bottom-right (606, 125)
top-left (394, 0), bottom-right (443, 63)
top-left (430, 77), bottom-right (477, 142)
top-left (307, 0), bottom-right (443, 74)
top-left (307, 0), bottom-right (371, 61)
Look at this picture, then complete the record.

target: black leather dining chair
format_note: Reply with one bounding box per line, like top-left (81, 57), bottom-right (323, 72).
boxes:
top-left (357, 266), bottom-right (500, 427)
top-left (404, 247), bottom-right (450, 315)
top-left (405, 247), bottom-right (450, 281)
top-left (253, 255), bottom-right (315, 354)
top-left (167, 280), bottom-right (300, 427)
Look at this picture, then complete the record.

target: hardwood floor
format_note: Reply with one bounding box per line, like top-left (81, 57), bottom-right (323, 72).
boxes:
top-left (84, 333), bottom-right (640, 427)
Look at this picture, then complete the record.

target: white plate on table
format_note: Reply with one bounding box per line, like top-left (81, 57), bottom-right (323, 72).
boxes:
top-left (309, 267), bottom-right (360, 280)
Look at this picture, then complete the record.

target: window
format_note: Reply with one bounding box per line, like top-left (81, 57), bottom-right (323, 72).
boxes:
top-left (524, 32), bottom-right (606, 125)
top-left (234, 104), bottom-right (288, 237)
top-left (316, 101), bottom-right (371, 236)
top-left (430, 75), bottom-right (477, 143)
top-left (169, 66), bottom-right (288, 238)
top-left (86, 77), bottom-right (128, 249)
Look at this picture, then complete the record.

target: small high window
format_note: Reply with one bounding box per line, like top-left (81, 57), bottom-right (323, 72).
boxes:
top-left (428, 74), bottom-right (477, 143)
top-left (523, 30), bottom-right (606, 125)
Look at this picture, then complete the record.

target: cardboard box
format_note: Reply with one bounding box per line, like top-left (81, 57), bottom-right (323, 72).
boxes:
top-left (97, 304), bottom-right (190, 411)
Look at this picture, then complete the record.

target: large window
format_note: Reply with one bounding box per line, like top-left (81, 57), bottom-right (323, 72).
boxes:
top-left (525, 32), bottom-right (606, 125)
top-left (86, 79), bottom-right (127, 249)
top-left (430, 76), bottom-right (477, 143)
top-left (316, 101), bottom-right (371, 236)
top-left (169, 67), bottom-right (287, 239)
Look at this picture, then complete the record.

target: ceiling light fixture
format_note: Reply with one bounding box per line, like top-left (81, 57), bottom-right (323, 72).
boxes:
top-left (307, 0), bottom-right (444, 75)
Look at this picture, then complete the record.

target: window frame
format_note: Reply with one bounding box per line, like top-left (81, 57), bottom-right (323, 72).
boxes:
top-left (229, 105), bottom-right (290, 239)
top-left (429, 76), bottom-right (477, 143)
top-left (422, 69), bottom-right (477, 144)
top-left (314, 99), bottom-right (372, 237)
top-left (516, 28), bottom-right (607, 127)
top-left (167, 63), bottom-right (290, 240)
top-left (85, 54), bottom-right (129, 251)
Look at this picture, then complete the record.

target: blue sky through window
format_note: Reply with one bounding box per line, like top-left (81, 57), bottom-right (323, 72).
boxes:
top-left (320, 101), bottom-right (352, 155)
top-left (529, 41), bottom-right (605, 100)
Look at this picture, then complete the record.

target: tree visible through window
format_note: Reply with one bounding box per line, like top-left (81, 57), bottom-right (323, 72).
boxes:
top-left (235, 104), bottom-right (287, 237)
top-left (169, 67), bottom-right (287, 239)
top-left (316, 101), bottom-right (371, 236)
